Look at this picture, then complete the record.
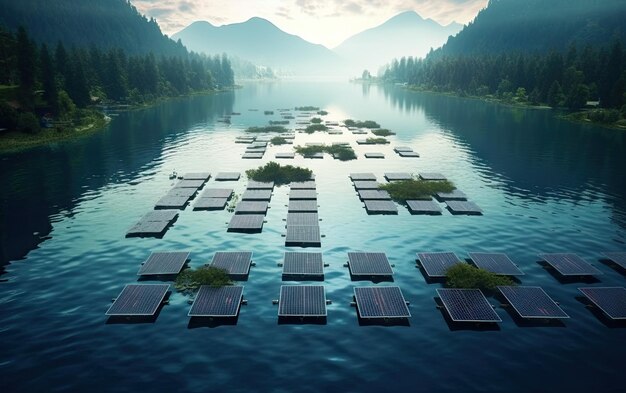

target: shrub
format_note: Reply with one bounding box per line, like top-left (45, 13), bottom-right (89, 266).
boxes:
top-left (317, 110), bottom-right (328, 115)
top-left (304, 123), bottom-right (328, 133)
top-left (17, 112), bottom-right (41, 134)
top-left (271, 136), bottom-right (288, 145)
top-left (246, 161), bottom-right (313, 185)
top-left (0, 101), bottom-right (18, 130)
top-left (365, 137), bottom-right (389, 144)
top-left (379, 179), bottom-right (455, 202)
top-left (310, 117), bottom-right (322, 124)
top-left (294, 144), bottom-right (357, 161)
top-left (344, 119), bottom-right (380, 128)
top-left (371, 129), bottom-right (395, 136)
top-left (588, 109), bottom-right (620, 124)
top-left (175, 266), bottom-right (232, 292)
top-left (446, 264), bottom-right (514, 292)
top-left (245, 125), bottom-right (288, 133)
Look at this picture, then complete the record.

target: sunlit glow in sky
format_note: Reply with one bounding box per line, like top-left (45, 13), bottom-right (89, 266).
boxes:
top-left (132, 0), bottom-right (487, 48)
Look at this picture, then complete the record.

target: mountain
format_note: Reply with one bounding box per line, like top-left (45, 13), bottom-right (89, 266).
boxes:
top-left (172, 18), bottom-right (343, 76)
top-left (436, 0), bottom-right (626, 57)
top-left (334, 11), bottom-right (463, 75)
top-left (0, 0), bottom-right (186, 56)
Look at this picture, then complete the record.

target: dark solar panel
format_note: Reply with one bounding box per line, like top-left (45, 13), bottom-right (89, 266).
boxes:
top-left (285, 226), bottom-right (321, 247)
top-left (398, 151), bottom-right (420, 157)
top-left (167, 187), bottom-right (197, 198)
top-left (384, 172), bottom-right (413, 181)
top-left (106, 284), bottom-right (169, 316)
top-left (603, 252), bottom-right (626, 270)
top-left (436, 288), bottom-right (501, 322)
top-left (290, 181), bottom-right (316, 189)
top-left (286, 213), bottom-right (319, 226)
top-left (215, 172), bottom-right (241, 181)
top-left (393, 146), bottom-right (413, 152)
top-left (242, 152), bottom-right (264, 159)
top-left (278, 285), bottom-right (327, 317)
top-left (365, 153), bottom-right (385, 159)
top-left (283, 252), bottom-right (324, 276)
top-left (352, 181), bottom-right (380, 190)
top-left (241, 189), bottom-right (272, 201)
top-left (579, 287), bottom-right (626, 320)
top-left (211, 251), bottom-right (253, 277)
top-left (275, 152), bottom-right (295, 159)
top-left (188, 286), bottom-right (244, 317)
top-left (417, 252), bottom-right (462, 277)
top-left (446, 200), bottom-right (483, 215)
top-left (304, 152), bottom-right (324, 159)
top-left (227, 215), bottom-right (265, 232)
top-left (350, 173), bottom-right (377, 181)
top-left (289, 190), bottom-right (317, 200)
top-left (174, 179), bottom-right (206, 189)
top-left (142, 210), bottom-right (178, 222)
top-left (469, 252), bottom-right (524, 276)
top-left (234, 201), bottom-right (269, 214)
top-left (193, 198), bottom-right (228, 210)
top-left (154, 195), bottom-right (190, 209)
top-left (183, 172), bottom-right (211, 181)
top-left (419, 173), bottom-right (446, 181)
top-left (247, 181), bottom-right (275, 190)
top-left (406, 200), bottom-right (442, 214)
top-left (498, 286), bottom-right (569, 319)
top-left (354, 286), bottom-right (411, 319)
top-left (126, 220), bottom-right (171, 237)
top-left (138, 251), bottom-right (190, 276)
top-left (364, 200), bottom-right (398, 214)
top-left (348, 252), bottom-right (393, 276)
top-left (436, 190), bottom-right (467, 201)
top-left (199, 188), bottom-right (233, 199)
top-left (358, 190), bottom-right (391, 200)
top-left (288, 200), bottom-right (318, 212)
top-left (539, 253), bottom-right (603, 276)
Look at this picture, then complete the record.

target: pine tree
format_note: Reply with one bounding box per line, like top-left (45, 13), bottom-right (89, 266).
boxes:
top-left (16, 26), bottom-right (36, 109)
top-left (39, 43), bottom-right (58, 113)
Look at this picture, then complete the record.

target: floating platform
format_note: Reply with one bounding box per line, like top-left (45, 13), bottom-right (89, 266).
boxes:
top-left (282, 252), bottom-right (324, 279)
top-left (286, 212), bottom-right (319, 226)
top-left (138, 251), bottom-right (190, 276)
top-left (285, 225), bottom-right (321, 247)
top-left (235, 201), bottom-right (269, 215)
top-left (288, 200), bottom-right (318, 213)
top-left (275, 152), bottom-right (295, 159)
top-left (328, 130), bottom-right (343, 135)
top-left (351, 130), bottom-right (368, 135)
top-left (538, 253), bottom-right (603, 276)
top-left (603, 252), bottom-right (626, 270)
top-left (393, 146), bottom-right (413, 153)
top-left (350, 173), bottom-right (377, 181)
top-left (419, 173), bottom-right (447, 181)
top-left (347, 252), bottom-right (393, 277)
top-left (364, 200), bottom-right (398, 215)
top-left (579, 287), bottom-right (626, 320)
top-left (227, 215), bottom-right (265, 232)
top-left (247, 181), bottom-right (274, 190)
top-left (188, 286), bottom-right (244, 317)
top-left (446, 200), bottom-right (483, 215)
top-left (199, 188), bottom-right (233, 199)
top-left (193, 197), bottom-right (228, 210)
top-left (278, 285), bottom-right (327, 317)
top-left (174, 179), bottom-right (206, 189)
top-left (290, 180), bottom-right (316, 190)
top-left (167, 187), bottom-right (197, 198)
top-left (417, 252), bottom-right (462, 277)
top-left (154, 195), bottom-right (190, 210)
top-left (468, 252), bottom-right (524, 276)
top-left (358, 190), bottom-right (391, 200)
top-left (436, 288), bottom-right (501, 323)
top-left (215, 172), bottom-right (241, 181)
top-left (241, 189), bottom-right (272, 201)
top-left (498, 286), bottom-right (569, 319)
top-left (106, 284), bottom-right (170, 316)
top-left (384, 172), bottom-right (412, 181)
top-left (183, 173), bottom-right (211, 181)
top-left (210, 251), bottom-right (253, 279)
top-left (365, 153), bottom-right (385, 159)
top-left (398, 151), bottom-right (420, 158)
top-left (289, 189), bottom-right (317, 200)
top-left (406, 200), bottom-right (442, 215)
top-left (126, 210), bottom-right (178, 238)
top-left (353, 181), bottom-right (380, 190)
top-left (242, 152), bottom-right (264, 159)
top-left (436, 190), bottom-right (467, 201)
top-left (141, 210), bottom-right (178, 222)
top-left (353, 286), bottom-right (410, 319)
top-left (304, 152), bottom-right (324, 159)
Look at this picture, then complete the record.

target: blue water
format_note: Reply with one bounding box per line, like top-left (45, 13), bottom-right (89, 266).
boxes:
top-left (1, 81), bottom-right (626, 392)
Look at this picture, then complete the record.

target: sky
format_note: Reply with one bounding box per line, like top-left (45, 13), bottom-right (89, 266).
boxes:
top-left (131, 0), bottom-right (488, 48)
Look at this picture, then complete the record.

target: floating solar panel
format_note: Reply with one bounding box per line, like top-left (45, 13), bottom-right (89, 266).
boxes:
top-left (384, 172), bottom-right (413, 181)
top-left (227, 215), bottom-right (265, 232)
top-left (603, 252), bottom-right (626, 270)
top-left (167, 187), bottom-right (197, 198)
top-left (241, 189), bottom-right (272, 201)
top-left (141, 210), bottom-right (178, 222)
top-left (468, 252), bottom-right (524, 276)
top-left (579, 287), bottom-right (626, 320)
top-left (331, 141), bottom-right (350, 146)
top-left (417, 252), bottom-right (462, 277)
top-left (398, 151), bottom-right (419, 157)
top-left (154, 195), bottom-right (190, 209)
top-left (199, 188), bottom-right (233, 199)
top-left (235, 201), bottom-right (269, 214)
top-left (350, 173), bottom-right (377, 181)
top-left (353, 286), bottom-right (410, 319)
top-left (328, 130), bottom-right (343, 135)
top-left (193, 197), bottom-right (228, 210)
top-left (249, 142), bottom-right (268, 148)
top-left (188, 286), bottom-right (244, 317)
top-left (446, 200), bottom-right (483, 215)
top-left (126, 220), bottom-right (172, 237)
top-left (138, 251), bottom-right (190, 276)
top-left (393, 146), bottom-right (413, 153)
top-left (406, 200), bottom-right (442, 215)
top-left (106, 284), bottom-right (170, 316)
top-left (347, 252), bottom-right (393, 277)
top-left (246, 145), bottom-right (266, 151)
top-left (285, 225), bottom-right (321, 247)
top-left (498, 286), bottom-right (569, 319)
top-left (183, 173), bottom-right (211, 181)
top-left (275, 152), bottom-right (295, 159)
top-left (538, 253), bottom-right (603, 276)
top-left (286, 212), bottom-right (319, 226)
top-left (358, 190), bottom-right (391, 200)
top-left (365, 153), bottom-right (385, 159)
top-left (436, 288), bottom-right (501, 322)
top-left (210, 251), bottom-right (253, 278)
top-left (289, 189), bottom-right (317, 200)
top-left (215, 172), bottom-right (240, 181)
top-left (247, 181), bottom-right (274, 190)
top-left (282, 252), bottom-right (324, 277)
top-left (436, 190), bottom-right (467, 201)
top-left (174, 179), bottom-right (206, 189)
top-left (419, 173), bottom-right (447, 181)
top-left (288, 200), bottom-right (318, 212)
top-left (352, 181), bottom-right (380, 190)
top-left (242, 152), bottom-right (264, 159)
top-left (290, 181), bottom-right (316, 190)
top-left (278, 285), bottom-right (327, 317)
top-left (364, 200), bottom-right (398, 215)
top-left (351, 130), bottom-right (368, 135)
top-left (304, 152), bottom-right (324, 159)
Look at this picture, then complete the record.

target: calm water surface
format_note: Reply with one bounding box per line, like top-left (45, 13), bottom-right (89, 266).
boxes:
top-left (1, 81), bottom-right (626, 392)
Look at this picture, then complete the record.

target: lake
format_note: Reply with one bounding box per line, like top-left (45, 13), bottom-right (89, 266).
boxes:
top-left (1, 80), bottom-right (625, 392)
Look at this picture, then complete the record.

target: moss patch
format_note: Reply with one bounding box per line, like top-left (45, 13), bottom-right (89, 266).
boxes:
top-left (175, 266), bottom-right (232, 293)
top-left (446, 264), bottom-right (515, 293)
top-left (245, 125), bottom-right (288, 133)
top-left (294, 144), bottom-right (356, 161)
top-left (371, 129), bottom-right (395, 136)
top-left (304, 124), bottom-right (328, 133)
top-left (246, 161), bottom-right (313, 185)
top-left (379, 179), bottom-right (454, 202)
top-left (344, 119), bottom-right (380, 128)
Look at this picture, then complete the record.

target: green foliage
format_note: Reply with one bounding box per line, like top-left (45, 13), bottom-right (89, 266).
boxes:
top-left (379, 179), bottom-right (455, 202)
top-left (245, 125), bottom-right (288, 133)
top-left (365, 137), bottom-right (389, 144)
top-left (304, 123), bottom-right (328, 133)
top-left (270, 136), bottom-right (288, 145)
top-left (317, 110), bottom-right (328, 115)
top-left (269, 120), bottom-right (289, 125)
top-left (587, 109), bottom-right (620, 124)
top-left (57, 90), bottom-right (76, 119)
top-left (295, 106), bottom-right (319, 111)
top-left (245, 161), bottom-right (313, 185)
top-left (294, 144), bottom-right (356, 161)
top-left (310, 117), bottom-right (322, 124)
top-left (371, 128), bottom-right (395, 136)
top-left (446, 264), bottom-right (515, 292)
top-left (0, 101), bottom-right (18, 129)
top-left (175, 266), bottom-right (232, 292)
top-left (344, 119), bottom-right (381, 128)
top-left (16, 112), bottom-right (40, 134)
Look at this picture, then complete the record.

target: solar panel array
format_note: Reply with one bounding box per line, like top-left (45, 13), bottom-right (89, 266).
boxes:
top-left (234, 201), bottom-right (269, 214)
top-left (175, 179), bottom-right (206, 189)
top-left (393, 146), bottom-right (413, 152)
top-left (285, 181), bottom-right (321, 247)
top-left (539, 253), bottom-right (603, 276)
top-left (193, 198), bottom-right (228, 210)
top-left (384, 172), bottom-right (413, 181)
top-left (227, 215), bottom-right (265, 232)
top-left (285, 225), bottom-right (321, 247)
top-left (138, 251), bottom-right (190, 276)
top-left (288, 200), bottom-right (318, 212)
top-left (275, 152), bottom-right (296, 159)
top-left (365, 153), bottom-right (385, 159)
top-left (469, 252), bottom-right (524, 276)
top-left (358, 190), bottom-right (391, 200)
top-left (363, 200), bottom-right (398, 215)
top-left (406, 200), bottom-right (442, 215)
top-left (579, 287), bottom-right (626, 320)
top-left (247, 181), bottom-right (274, 190)
top-left (435, 190), bottom-right (467, 201)
top-left (419, 173), bottom-right (447, 181)
top-left (350, 173), bottom-right (377, 181)
top-left (188, 286), bottom-right (244, 317)
top-left (436, 288), bottom-right (501, 322)
top-left (106, 284), bottom-right (170, 316)
top-left (210, 251), bottom-right (253, 277)
top-left (182, 172), bottom-right (211, 181)
top-left (199, 188), bottom-right (233, 199)
top-left (290, 181), bottom-right (316, 189)
top-left (289, 189), bottom-right (317, 200)
top-left (417, 252), bottom-right (462, 277)
top-left (398, 151), bottom-right (420, 158)
top-left (126, 211), bottom-right (178, 238)
top-left (498, 286), bottom-right (569, 319)
top-left (282, 252), bottom-right (324, 277)
top-left (286, 213), bottom-right (319, 226)
top-left (242, 189), bottom-right (272, 201)
top-left (215, 172), bottom-right (241, 181)
top-left (446, 201), bottom-right (483, 215)
top-left (155, 195), bottom-right (190, 209)
top-left (278, 285), bottom-right (327, 317)
top-left (603, 252), bottom-right (626, 270)
top-left (348, 252), bottom-right (393, 277)
top-left (352, 181), bottom-right (380, 190)
top-left (354, 286), bottom-right (411, 319)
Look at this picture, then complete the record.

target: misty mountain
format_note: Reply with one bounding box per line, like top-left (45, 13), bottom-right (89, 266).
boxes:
top-left (334, 11), bottom-right (463, 75)
top-left (172, 18), bottom-right (343, 76)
